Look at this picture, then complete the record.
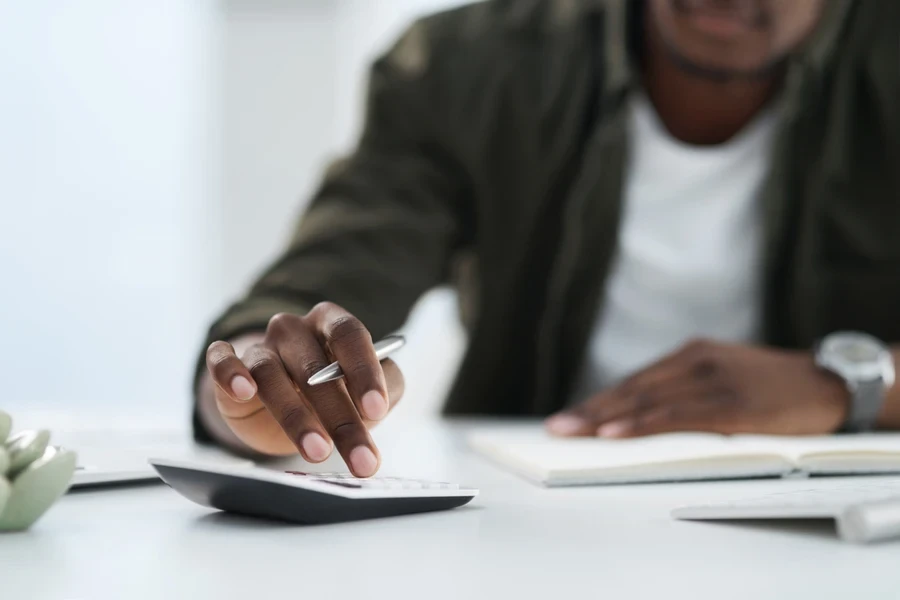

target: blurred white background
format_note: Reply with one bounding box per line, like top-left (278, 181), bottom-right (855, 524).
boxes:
top-left (0, 0), bottom-right (469, 428)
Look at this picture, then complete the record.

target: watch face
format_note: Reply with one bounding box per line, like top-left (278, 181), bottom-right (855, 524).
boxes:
top-left (833, 337), bottom-right (882, 364)
top-left (820, 332), bottom-right (888, 379)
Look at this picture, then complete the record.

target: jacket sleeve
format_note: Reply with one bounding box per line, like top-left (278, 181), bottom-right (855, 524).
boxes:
top-left (191, 21), bottom-right (474, 440)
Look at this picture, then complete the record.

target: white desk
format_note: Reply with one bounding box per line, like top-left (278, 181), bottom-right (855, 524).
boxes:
top-left (3, 418), bottom-right (900, 600)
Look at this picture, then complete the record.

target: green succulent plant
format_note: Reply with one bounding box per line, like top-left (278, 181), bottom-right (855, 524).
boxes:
top-left (0, 410), bottom-right (77, 531)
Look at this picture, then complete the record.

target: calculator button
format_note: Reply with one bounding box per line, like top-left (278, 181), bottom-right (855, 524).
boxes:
top-left (283, 471), bottom-right (463, 492)
top-left (431, 482), bottom-right (459, 490)
top-left (320, 480), bottom-right (362, 488)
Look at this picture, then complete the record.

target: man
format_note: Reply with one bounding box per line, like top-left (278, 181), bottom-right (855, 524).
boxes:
top-left (196, 0), bottom-right (900, 477)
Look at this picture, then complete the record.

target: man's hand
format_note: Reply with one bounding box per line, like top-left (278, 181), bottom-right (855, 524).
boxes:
top-left (546, 339), bottom-right (851, 438)
top-left (201, 302), bottom-right (404, 477)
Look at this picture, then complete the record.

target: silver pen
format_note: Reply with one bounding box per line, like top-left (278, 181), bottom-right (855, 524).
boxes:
top-left (307, 335), bottom-right (407, 386)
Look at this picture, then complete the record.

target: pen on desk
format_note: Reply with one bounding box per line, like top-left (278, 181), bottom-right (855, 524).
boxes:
top-left (307, 335), bottom-right (406, 386)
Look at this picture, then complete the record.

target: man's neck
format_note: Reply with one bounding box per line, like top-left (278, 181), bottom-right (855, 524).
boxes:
top-left (641, 15), bottom-right (784, 146)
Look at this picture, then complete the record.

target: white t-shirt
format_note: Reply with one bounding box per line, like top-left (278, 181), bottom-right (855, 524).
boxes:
top-left (574, 92), bottom-right (777, 400)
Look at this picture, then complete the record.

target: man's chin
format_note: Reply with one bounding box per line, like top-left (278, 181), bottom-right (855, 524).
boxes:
top-left (663, 43), bottom-right (784, 82)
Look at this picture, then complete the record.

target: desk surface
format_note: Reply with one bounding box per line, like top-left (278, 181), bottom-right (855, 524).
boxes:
top-left (3, 417), bottom-right (900, 600)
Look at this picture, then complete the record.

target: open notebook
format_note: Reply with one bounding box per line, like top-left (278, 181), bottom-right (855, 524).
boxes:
top-left (468, 429), bottom-right (900, 487)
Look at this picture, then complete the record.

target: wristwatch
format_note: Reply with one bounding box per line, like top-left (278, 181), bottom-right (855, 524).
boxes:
top-left (815, 332), bottom-right (896, 432)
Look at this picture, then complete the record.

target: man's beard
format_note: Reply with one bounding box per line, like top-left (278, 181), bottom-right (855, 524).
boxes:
top-left (659, 36), bottom-right (787, 83)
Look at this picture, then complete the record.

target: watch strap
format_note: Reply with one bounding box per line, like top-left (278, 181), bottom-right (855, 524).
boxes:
top-left (843, 378), bottom-right (885, 432)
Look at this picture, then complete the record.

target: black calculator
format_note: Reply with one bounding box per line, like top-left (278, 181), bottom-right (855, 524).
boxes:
top-left (150, 458), bottom-right (478, 524)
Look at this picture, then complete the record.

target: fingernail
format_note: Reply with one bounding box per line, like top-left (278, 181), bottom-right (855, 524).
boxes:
top-left (597, 421), bottom-right (630, 438)
top-left (361, 390), bottom-right (388, 421)
top-left (349, 446), bottom-right (378, 477)
top-left (230, 375), bottom-right (256, 401)
top-left (545, 415), bottom-right (586, 436)
top-left (301, 432), bottom-right (332, 462)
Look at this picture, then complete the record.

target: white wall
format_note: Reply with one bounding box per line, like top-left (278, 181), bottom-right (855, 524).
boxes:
top-left (1, 0), bottom-right (470, 426)
top-left (0, 0), bottom-right (216, 425)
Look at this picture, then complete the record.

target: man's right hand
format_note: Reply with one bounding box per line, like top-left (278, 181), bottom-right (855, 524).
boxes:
top-left (200, 302), bottom-right (405, 477)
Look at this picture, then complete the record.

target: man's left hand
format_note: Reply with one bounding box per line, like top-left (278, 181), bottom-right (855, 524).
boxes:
top-left (546, 339), bottom-right (851, 438)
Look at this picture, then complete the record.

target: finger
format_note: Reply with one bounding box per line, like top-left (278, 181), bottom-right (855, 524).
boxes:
top-left (241, 343), bottom-right (334, 464)
top-left (364, 359), bottom-right (405, 428)
top-left (266, 313), bottom-right (380, 477)
top-left (617, 350), bottom-right (691, 398)
top-left (206, 341), bottom-right (258, 403)
top-left (545, 379), bottom-right (636, 436)
top-left (582, 345), bottom-right (708, 424)
top-left (597, 401), bottom-right (722, 438)
top-left (607, 340), bottom-right (712, 406)
top-left (306, 302), bottom-right (389, 422)
top-left (211, 380), bottom-right (266, 421)
top-left (593, 375), bottom-right (715, 430)
top-left (546, 384), bottom-right (673, 437)
top-left (545, 407), bottom-right (603, 437)
top-left (546, 347), bottom-right (696, 437)
top-left (218, 402), bottom-right (306, 456)
top-left (640, 375), bottom-right (730, 407)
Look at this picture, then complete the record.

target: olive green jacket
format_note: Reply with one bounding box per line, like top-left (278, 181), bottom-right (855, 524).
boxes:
top-left (194, 0), bottom-right (899, 438)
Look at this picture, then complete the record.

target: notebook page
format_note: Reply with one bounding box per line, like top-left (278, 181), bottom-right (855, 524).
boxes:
top-left (732, 434), bottom-right (900, 474)
top-left (468, 429), bottom-right (789, 484)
